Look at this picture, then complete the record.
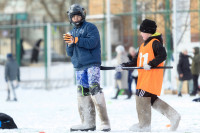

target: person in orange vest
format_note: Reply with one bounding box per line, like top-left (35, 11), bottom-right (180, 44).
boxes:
top-left (116, 19), bottom-right (181, 132)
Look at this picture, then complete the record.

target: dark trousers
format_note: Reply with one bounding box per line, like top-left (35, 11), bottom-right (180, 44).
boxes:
top-left (136, 89), bottom-right (158, 105)
top-left (192, 74), bottom-right (199, 94)
top-left (128, 70), bottom-right (133, 93)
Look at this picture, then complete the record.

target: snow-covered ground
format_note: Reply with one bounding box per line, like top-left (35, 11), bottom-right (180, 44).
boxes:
top-left (0, 63), bottom-right (200, 133)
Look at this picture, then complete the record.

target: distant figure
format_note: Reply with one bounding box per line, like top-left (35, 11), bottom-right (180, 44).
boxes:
top-left (20, 39), bottom-right (25, 61)
top-left (5, 53), bottom-right (20, 101)
top-left (112, 45), bottom-right (129, 99)
top-left (31, 39), bottom-right (42, 63)
top-left (190, 47), bottom-right (200, 96)
top-left (177, 49), bottom-right (193, 97)
top-left (127, 46), bottom-right (138, 98)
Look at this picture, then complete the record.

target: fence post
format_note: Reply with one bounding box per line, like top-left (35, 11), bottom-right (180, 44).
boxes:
top-left (165, 0), bottom-right (172, 85)
top-left (199, 0), bottom-right (200, 47)
top-left (44, 23), bottom-right (52, 89)
top-left (102, 1), bottom-right (107, 86)
top-left (15, 27), bottom-right (21, 66)
top-left (132, 0), bottom-right (138, 48)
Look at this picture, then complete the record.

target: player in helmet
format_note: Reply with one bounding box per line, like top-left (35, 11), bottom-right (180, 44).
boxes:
top-left (63, 4), bottom-right (111, 132)
top-left (67, 4), bottom-right (86, 27)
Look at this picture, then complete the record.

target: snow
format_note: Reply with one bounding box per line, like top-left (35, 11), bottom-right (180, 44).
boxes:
top-left (0, 63), bottom-right (200, 133)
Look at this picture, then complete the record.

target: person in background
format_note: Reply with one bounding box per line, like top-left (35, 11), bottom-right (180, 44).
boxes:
top-left (63, 4), bottom-right (110, 132)
top-left (190, 47), bottom-right (200, 96)
top-left (116, 19), bottom-right (181, 132)
top-left (20, 39), bottom-right (25, 61)
top-left (127, 46), bottom-right (138, 98)
top-left (5, 53), bottom-right (20, 101)
top-left (177, 49), bottom-right (193, 97)
top-left (31, 39), bottom-right (42, 63)
top-left (112, 45), bottom-right (129, 99)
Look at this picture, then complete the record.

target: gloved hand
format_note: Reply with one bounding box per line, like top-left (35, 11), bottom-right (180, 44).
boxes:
top-left (115, 65), bottom-right (123, 72)
top-left (143, 64), bottom-right (151, 70)
top-left (63, 33), bottom-right (78, 45)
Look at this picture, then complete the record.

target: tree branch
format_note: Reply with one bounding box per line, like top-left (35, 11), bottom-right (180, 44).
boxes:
top-left (40, 0), bottom-right (57, 22)
top-left (1, 1), bottom-right (7, 11)
top-left (58, 0), bottom-right (66, 22)
top-left (176, 2), bottom-right (192, 46)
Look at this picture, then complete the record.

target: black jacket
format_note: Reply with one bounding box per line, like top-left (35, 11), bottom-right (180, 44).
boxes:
top-left (128, 54), bottom-right (133, 61)
top-left (122, 33), bottom-right (167, 67)
top-left (177, 53), bottom-right (192, 81)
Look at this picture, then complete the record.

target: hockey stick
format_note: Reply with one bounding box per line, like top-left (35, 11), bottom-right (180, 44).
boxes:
top-left (100, 66), bottom-right (173, 70)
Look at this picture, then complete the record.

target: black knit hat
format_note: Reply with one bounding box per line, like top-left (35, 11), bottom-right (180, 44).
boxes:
top-left (139, 19), bottom-right (157, 34)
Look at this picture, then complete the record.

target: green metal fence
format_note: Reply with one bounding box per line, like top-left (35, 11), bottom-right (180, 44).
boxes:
top-left (0, 21), bottom-right (106, 88)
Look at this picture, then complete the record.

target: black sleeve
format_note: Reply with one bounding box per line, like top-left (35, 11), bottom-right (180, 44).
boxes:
top-left (148, 40), bottom-right (167, 67)
top-left (121, 52), bottom-right (138, 67)
top-left (127, 54), bottom-right (132, 61)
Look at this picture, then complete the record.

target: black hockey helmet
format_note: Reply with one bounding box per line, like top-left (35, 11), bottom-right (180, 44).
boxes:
top-left (67, 4), bottom-right (86, 27)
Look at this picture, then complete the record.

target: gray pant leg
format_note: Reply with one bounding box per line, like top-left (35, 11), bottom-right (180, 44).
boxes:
top-left (10, 81), bottom-right (17, 99)
top-left (178, 81), bottom-right (183, 94)
top-left (188, 79), bottom-right (193, 94)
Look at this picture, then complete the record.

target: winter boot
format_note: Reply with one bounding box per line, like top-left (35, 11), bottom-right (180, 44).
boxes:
top-left (112, 89), bottom-right (120, 99)
top-left (129, 96), bottom-right (151, 132)
top-left (13, 98), bottom-right (17, 101)
top-left (178, 92), bottom-right (182, 97)
top-left (193, 97), bottom-right (200, 102)
top-left (70, 95), bottom-right (96, 132)
top-left (152, 98), bottom-right (181, 131)
top-left (92, 92), bottom-right (111, 131)
top-left (125, 89), bottom-right (132, 99)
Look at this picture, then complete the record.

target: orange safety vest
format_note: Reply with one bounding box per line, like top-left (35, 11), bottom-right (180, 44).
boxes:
top-left (136, 39), bottom-right (164, 96)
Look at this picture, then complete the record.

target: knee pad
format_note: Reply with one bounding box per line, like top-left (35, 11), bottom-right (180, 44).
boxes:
top-left (89, 83), bottom-right (102, 95)
top-left (77, 85), bottom-right (90, 96)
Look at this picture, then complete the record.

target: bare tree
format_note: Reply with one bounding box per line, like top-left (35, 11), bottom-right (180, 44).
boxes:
top-left (39, 0), bottom-right (87, 22)
top-left (0, 0), bottom-right (7, 12)
top-left (39, 0), bottom-right (69, 22)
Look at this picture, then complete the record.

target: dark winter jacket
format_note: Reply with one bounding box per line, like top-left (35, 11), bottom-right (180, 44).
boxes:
top-left (66, 21), bottom-right (101, 70)
top-left (177, 53), bottom-right (192, 81)
top-left (5, 58), bottom-right (20, 82)
top-left (31, 39), bottom-right (42, 63)
top-left (191, 47), bottom-right (200, 75)
top-left (128, 54), bottom-right (134, 61)
top-left (122, 33), bottom-right (167, 67)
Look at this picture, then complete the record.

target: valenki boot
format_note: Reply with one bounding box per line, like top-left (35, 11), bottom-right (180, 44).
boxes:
top-left (152, 98), bottom-right (181, 131)
top-left (129, 96), bottom-right (151, 132)
top-left (92, 92), bottom-right (111, 131)
top-left (70, 95), bottom-right (96, 132)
